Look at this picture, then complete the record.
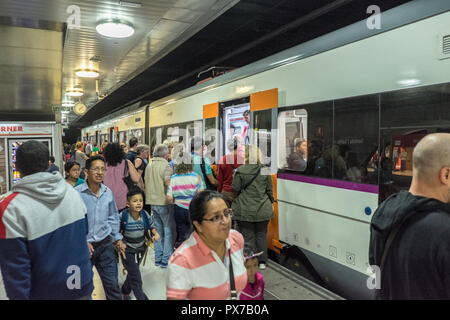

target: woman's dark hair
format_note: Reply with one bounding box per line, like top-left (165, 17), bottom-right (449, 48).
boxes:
top-left (127, 187), bottom-right (145, 201)
top-left (85, 155), bottom-right (105, 170)
top-left (189, 190), bottom-right (228, 231)
top-left (64, 161), bottom-right (80, 173)
top-left (103, 142), bottom-right (125, 166)
top-left (16, 140), bottom-right (49, 177)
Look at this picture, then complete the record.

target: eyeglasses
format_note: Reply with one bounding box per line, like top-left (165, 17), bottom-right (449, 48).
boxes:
top-left (202, 208), bottom-right (233, 224)
top-left (90, 167), bottom-right (107, 173)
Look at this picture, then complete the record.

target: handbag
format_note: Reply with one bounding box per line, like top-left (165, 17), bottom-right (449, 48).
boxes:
top-left (228, 249), bottom-right (238, 300)
top-left (122, 160), bottom-right (137, 190)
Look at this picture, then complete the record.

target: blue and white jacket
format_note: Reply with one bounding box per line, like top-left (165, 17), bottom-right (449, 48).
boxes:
top-left (0, 171), bottom-right (94, 300)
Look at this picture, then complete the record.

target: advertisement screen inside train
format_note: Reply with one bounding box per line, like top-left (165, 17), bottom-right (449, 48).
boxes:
top-left (222, 103), bottom-right (250, 154)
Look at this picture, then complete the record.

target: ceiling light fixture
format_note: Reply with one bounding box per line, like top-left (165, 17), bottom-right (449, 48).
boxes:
top-left (66, 87), bottom-right (84, 97)
top-left (75, 68), bottom-right (100, 78)
top-left (397, 79), bottom-right (421, 87)
top-left (96, 19), bottom-right (135, 38)
top-left (119, 1), bottom-right (142, 8)
top-left (62, 101), bottom-right (75, 107)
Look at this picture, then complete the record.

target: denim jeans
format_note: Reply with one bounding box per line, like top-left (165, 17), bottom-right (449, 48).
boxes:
top-left (151, 205), bottom-right (175, 265)
top-left (121, 249), bottom-right (148, 300)
top-left (90, 237), bottom-right (122, 300)
top-left (173, 205), bottom-right (192, 248)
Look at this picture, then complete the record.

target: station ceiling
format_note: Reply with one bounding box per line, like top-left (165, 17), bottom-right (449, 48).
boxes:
top-left (0, 0), bottom-right (412, 127)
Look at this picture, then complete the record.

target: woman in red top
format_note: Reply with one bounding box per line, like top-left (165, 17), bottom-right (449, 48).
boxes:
top-left (217, 136), bottom-right (244, 206)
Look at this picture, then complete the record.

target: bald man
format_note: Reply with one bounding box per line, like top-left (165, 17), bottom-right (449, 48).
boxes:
top-left (369, 133), bottom-right (450, 299)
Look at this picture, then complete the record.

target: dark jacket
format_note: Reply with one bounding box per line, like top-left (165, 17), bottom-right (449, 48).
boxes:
top-left (287, 151), bottom-right (306, 171)
top-left (369, 190), bottom-right (450, 299)
top-left (47, 163), bottom-right (59, 173)
top-left (126, 150), bottom-right (137, 164)
top-left (231, 164), bottom-right (274, 222)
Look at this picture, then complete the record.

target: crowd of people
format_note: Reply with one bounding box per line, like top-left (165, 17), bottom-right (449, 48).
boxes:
top-left (1, 132), bottom-right (448, 300)
top-left (0, 135), bottom-right (271, 300)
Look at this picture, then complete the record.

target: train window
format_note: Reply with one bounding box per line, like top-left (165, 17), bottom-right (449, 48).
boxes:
top-left (119, 131), bottom-right (126, 144)
top-left (278, 101), bottom-right (333, 176)
top-left (333, 95), bottom-right (379, 185)
top-left (149, 126), bottom-right (164, 154)
top-left (130, 129), bottom-right (143, 144)
top-left (254, 109), bottom-right (272, 166)
top-left (278, 109), bottom-right (307, 171)
top-left (379, 83), bottom-right (450, 203)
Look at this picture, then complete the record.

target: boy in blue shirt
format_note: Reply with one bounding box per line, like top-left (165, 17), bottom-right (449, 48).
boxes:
top-left (120, 188), bottom-right (160, 300)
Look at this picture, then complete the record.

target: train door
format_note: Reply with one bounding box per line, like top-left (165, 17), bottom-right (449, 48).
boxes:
top-left (221, 102), bottom-right (250, 156)
top-left (109, 127), bottom-right (114, 143)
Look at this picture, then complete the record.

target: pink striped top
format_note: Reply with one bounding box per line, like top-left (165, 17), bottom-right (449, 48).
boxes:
top-left (166, 172), bottom-right (204, 209)
top-left (166, 230), bottom-right (248, 300)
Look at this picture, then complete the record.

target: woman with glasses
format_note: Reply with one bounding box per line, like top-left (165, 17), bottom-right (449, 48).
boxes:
top-left (231, 146), bottom-right (274, 270)
top-left (166, 190), bottom-right (247, 300)
top-left (103, 143), bottom-right (141, 212)
top-left (64, 161), bottom-right (85, 187)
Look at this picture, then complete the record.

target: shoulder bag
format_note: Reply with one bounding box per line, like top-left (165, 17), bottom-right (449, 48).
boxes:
top-left (123, 160), bottom-right (137, 190)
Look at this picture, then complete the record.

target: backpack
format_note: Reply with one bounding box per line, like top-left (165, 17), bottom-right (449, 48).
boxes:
top-left (120, 209), bottom-right (152, 240)
top-left (200, 159), bottom-right (217, 191)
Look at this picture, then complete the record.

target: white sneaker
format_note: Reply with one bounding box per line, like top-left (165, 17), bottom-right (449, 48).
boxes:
top-left (259, 263), bottom-right (266, 270)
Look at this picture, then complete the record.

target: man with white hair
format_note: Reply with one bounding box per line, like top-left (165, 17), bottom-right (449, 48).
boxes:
top-left (369, 133), bottom-right (450, 299)
top-left (144, 144), bottom-right (174, 268)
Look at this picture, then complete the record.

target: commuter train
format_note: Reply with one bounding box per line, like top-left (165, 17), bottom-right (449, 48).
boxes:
top-left (81, 2), bottom-right (450, 299)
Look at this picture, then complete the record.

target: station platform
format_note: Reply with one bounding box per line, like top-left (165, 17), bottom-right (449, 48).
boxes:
top-left (0, 247), bottom-right (343, 300)
top-left (261, 260), bottom-right (344, 300)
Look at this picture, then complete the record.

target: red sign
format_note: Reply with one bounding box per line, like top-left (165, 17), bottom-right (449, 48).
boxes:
top-left (0, 123), bottom-right (52, 136)
top-left (0, 126), bottom-right (23, 133)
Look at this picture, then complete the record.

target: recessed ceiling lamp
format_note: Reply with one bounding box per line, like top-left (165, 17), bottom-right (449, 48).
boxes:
top-left (75, 68), bottom-right (99, 78)
top-left (66, 87), bottom-right (84, 97)
top-left (96, 19), bottom-right (135, 38)
top-left (119, 1), bottom-right (142, 8)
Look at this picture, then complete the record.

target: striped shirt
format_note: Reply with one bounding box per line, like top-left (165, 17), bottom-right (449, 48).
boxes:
top-left (166, 230), bottom-right (247, 300)
top-left (120, 210), bottom-right (154, 251)
top-left (166, 172), bottom-right (204, 209)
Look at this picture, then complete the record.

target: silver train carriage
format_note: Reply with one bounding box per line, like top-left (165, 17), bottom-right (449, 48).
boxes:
top-left (81, 1), bottom-right (450, 299)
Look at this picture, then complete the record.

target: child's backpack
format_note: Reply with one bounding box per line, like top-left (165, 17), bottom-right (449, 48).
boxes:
top-left (120, 209), bottom-right (152, 239)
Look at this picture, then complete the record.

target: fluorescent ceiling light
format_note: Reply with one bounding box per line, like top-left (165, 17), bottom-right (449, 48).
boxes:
top-left (96, 19), bottom-right (135, 38)
top-left (397, 79), bottom-right (421, 87)
top-left (66, 87), bottom-right (84, 97)
top-left (119, 1), bottom-right (142, 8)
top-left (75, 69), bottom-right (99, 78)
top-left (235, 86), bottom-right (254, 94)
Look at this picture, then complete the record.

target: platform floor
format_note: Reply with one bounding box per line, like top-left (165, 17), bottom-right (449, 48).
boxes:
top-left (261, 260), bottom-right (344, 300)
top-left (0, 248), bottom-right (343, 300)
